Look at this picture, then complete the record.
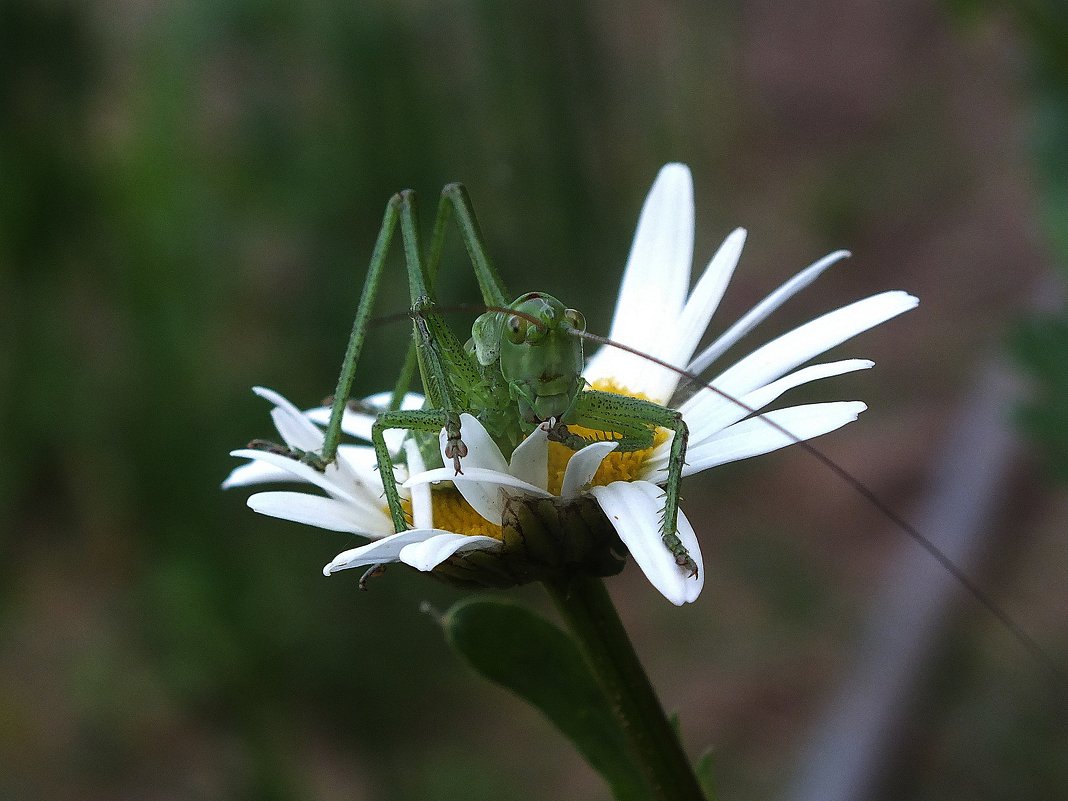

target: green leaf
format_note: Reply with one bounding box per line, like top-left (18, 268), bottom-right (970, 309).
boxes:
top-left (694, 749), bottom-right (718, 801)
top-left (441, 597), bottom-right (652, 801)
top-left (1010, 314), bottom-right (1068, 480)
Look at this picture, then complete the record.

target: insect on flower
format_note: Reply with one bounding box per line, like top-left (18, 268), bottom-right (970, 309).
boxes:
top-left (225, 163), bottom-right (924, 606)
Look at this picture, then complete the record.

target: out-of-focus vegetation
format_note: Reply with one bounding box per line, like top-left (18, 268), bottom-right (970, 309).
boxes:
top-left (2, 1), bottom-right (1065, 800)
top-left (972, 0), bottom-right (1068, 480)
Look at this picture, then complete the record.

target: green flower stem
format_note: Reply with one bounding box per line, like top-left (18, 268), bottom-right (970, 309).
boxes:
top-left (545, 576), bottom-right (706, 801)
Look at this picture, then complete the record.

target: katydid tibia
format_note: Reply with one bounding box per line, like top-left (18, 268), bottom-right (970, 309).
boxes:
top-left (304, 185), bottom-right (695, 575)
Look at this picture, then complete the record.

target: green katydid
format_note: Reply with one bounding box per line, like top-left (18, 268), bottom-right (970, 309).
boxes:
top-left (235, 172), bottom-right (1063, 680)
top-left (301, 185), bottom-right (697, 575)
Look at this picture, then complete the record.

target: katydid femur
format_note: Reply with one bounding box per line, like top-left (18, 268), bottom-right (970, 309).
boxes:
top-left (303, 185), bottom-right (696, 575)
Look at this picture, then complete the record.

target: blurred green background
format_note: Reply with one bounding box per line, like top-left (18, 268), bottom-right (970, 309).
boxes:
top-left (3, 1), bottom-right (1066, 799)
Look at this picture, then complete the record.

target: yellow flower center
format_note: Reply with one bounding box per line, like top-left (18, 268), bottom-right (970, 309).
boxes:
top-left (401, 493), bottom-right (504, 541)
top-left (547, 379), bottom-right (668, 495)
top-left (394, 379), bottom-right (667, 541)
top-left (428, 488), bottom-right (504, 539)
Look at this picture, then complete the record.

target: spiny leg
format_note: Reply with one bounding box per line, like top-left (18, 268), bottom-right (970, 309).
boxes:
top-left (394, 186), bottom-right (554, 476)
top-left (385, 183), bottom-right (490, 412)
top-left (320, 186), bottom-right (504, 467)
top-left (395, 191), bottom-right (484, 464)
top-left (371, 408), bottom-right (462, 533)
top-left (379, 192), bottom-right (507, 533)
top-left (386, 184), bottom-right (491, 411)
top-left (559, 390), bottom-right (694, 576)
top-left (318, 194), bottom-right (405, 466)
top-left (426, 183), bottom-right (510, 309)
top-left (306, 187), bottom-right (512, 533)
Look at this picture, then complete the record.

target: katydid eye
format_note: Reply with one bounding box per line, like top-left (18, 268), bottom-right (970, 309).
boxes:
top-left (505, 315), bottom-right (529, 344)
top-left (564, 308), bottom-right (586, 331)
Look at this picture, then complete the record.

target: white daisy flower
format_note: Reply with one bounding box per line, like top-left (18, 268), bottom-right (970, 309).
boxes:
top-left (398, 163), bottom-right (916, 605)
top-left (399, 412), bottom-right (617, 525)
top-left (566, 162), bottom-right (918, 604)
top-left (227, 163), bottom-right (916, 605)
top-left (223, 387), bottom-right (501, 575)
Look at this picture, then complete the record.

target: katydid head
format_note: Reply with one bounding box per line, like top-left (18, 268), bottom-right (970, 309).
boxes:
top-left (473, 292), bottom-right (586, 423)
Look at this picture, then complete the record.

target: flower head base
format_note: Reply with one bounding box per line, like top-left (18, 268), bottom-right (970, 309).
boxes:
top-left (435, 493), bottom-right (628, 589)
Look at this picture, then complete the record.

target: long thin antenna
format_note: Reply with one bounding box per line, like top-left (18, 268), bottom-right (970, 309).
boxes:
top-left (365, 304), bottom-right (1062, 681)
top-left (569, 326), bottom-right (1065, 684)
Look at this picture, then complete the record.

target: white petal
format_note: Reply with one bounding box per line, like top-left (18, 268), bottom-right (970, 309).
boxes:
top-left (310, 406), bottom-right (374, 440)
top-left (509, 425), bottom-right (549, 491)
top-left (335, 444), bottom-right (384, 483)
top-left (613, 163), bottom-right (694, 338)
top-left (678, 358), bottom-right (874, 448)
top-left (380, 425), bottom-right (410, 456)
top-left (440, 413), bottom-right (509, 475)
top-left (647, 401), bottom-right (867, 478)
top-left (589, 481), bottom-right (704, 605)
top-left (247, 490), bottom-right (391, 534)
top-left (614, 228), bottom-right (748, 404)
top-left (254, 387), bottom-right (326, 452)
top-left (645, 429), bottom-right (676, 467)
top-left (405, 467), bottom-right (554, 497)
top-left (229, 449), bottom-right (366, 506)
top-left (323, 528), bottom-right (447, 575)
top-left (399, 532), bottom-right (502, 571)
top-left (584, 164), bottom-right (694, 397)
top-left (560, 441), bottom-right (618, 497)
top-left (687, 250), bottom-right (851, 374)
top-left (305, 391), bottom-right (424, 453)
top-left (405, 439), bottom-right (433, 530)
top-left (360, 390), bottom-right (427, 411)
top-left (305, 391), bottom-right (426, 427)
top-left (709, 291), bottom-right (918, 399)
top-left (448, 475), bottom-right (514, 525)
top-left (334, 444), bottom-right (410, 513)
top-left (222, 459), bottom-right (304, 489)
top-left (660, 227), bottom-right (747, 381)
top-left (405, 466), bottom-right (553, 525)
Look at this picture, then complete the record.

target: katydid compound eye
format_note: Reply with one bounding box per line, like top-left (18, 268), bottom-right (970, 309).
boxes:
top-left (505, 315), bottom-right (529, 344)
top-left (564, 308), bottom-right (586, 331)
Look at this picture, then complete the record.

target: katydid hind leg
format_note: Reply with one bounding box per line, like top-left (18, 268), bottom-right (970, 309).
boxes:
top-left (370, 189), bottom-right (513, 531)
top-left (399, 188), bottom-right (523, 473)
top-left (316, 186), bottom-right (497, 472)
top-left (247, 192), bottom-right (405, 471)
top-left (318, 194), bottom-right (406, 467)
top-left (429, 183), bottom-right (510, 309)
top-left (316, 188), bottom-right (496, 490)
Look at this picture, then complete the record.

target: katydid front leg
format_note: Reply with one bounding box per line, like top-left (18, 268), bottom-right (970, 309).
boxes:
top-left (552, 389), bottom-right (695, 576)
top-left (371, 408), bottom-right (463, 533)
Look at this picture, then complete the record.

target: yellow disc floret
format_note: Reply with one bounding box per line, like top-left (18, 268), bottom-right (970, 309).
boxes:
top-left (431, 488), bottom-right (504, 540)
top-left (393, 379), bottom-right (666, 542)
top-left (547, 379), bottom-right (668, 495)
top-left (398, 490), bottom-right (504, 541)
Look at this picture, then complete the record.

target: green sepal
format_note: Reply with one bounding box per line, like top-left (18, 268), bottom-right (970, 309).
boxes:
top-left (430, 494), bottom-right (626, 590)
top-left (441, 597), bottom-right (652, 801)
